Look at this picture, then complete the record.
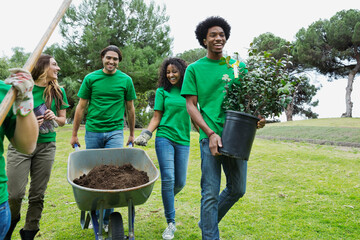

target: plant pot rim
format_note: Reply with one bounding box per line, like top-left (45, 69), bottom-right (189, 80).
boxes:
top-left (225, 110), bottom-right (261, 121)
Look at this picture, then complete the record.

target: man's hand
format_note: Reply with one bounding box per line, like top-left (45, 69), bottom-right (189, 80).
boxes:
top-left (209, 132), bottom-right (222, 156)
top-left (4, 68), bottom-right (34, 116)
top-left (70, 136), bottom-right (81, 148)
top-left (257, 116), bottom-right (266, 129)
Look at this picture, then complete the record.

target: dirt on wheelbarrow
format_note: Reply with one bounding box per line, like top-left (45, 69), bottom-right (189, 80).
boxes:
top-left (73, 164), bottom-right (149, 190)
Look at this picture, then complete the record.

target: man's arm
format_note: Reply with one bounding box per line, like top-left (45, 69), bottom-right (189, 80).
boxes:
top-left (11, 112), bottom-right (38, 154)
top-left (125, 100), bottom-right (135, 146)
top-left (185, 95), bottom-right (222, 156)
top-left (70, 98), bottom-right (88, 148)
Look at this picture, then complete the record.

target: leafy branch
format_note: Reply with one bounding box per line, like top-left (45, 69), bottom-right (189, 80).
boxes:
top-left (220, 45), bottom-right (294, 118)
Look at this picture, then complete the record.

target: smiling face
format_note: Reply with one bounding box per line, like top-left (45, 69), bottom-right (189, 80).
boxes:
top-left (102, 51), bottom-right (119, 74)
top-left (166, 64), bottom-right (180, 86)
top-left (46, 58), bottom-right (60, 81)
top-left (203, 26), bottom-right (227, 60)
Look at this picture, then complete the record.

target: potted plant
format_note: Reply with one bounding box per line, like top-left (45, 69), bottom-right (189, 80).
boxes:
top-left (218, 45), bottom-right (293, 159)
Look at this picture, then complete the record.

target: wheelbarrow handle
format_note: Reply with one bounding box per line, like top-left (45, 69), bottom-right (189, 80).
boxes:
top-left (74, 143), bottom-right (80, 151)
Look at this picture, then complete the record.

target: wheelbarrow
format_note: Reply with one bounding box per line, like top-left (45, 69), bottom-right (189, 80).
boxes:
top-left (67, 147), bottom-right (159, 240)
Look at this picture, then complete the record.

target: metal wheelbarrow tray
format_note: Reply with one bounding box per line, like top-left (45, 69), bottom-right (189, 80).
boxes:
top-left (67, 147), bottom-right (159, 240)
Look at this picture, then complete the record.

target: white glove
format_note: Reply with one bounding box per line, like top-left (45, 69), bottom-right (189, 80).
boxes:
top-left (4, 68), bottom-right (34, 116)
top-left (134, 129), bottom-right (152, 146)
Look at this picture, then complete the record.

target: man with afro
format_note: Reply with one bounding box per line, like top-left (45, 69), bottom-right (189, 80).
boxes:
top-left (181, 16), bottom-right (264, 239)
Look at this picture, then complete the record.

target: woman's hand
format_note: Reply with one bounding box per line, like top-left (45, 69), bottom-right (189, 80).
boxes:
top-left (44, 109), bottom-right (56, 121)
top-left (36, 115), bottom-right (44, 127)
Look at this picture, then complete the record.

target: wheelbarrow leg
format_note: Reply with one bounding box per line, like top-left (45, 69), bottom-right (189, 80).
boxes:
top-left (128, 199), bottom-right (135, 240)
top-left (80, 211), bottom-right (92, 229)
top-left (90, 211), bottom-right (100, 240)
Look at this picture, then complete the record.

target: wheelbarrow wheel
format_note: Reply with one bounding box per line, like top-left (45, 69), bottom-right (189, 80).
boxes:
top-left (109, 212), bottom-right (124, 240)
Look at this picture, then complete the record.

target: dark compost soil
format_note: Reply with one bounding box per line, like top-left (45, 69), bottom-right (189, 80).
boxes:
top-left (73, 163), bottom-right (149, 190)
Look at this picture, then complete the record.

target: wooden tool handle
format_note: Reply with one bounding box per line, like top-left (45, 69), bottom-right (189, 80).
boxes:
top-left (0, 0), bottom-right (72, 125)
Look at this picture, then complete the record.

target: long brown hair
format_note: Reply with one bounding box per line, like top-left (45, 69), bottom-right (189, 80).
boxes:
top-left (31, 54), bottom-right (67, 111)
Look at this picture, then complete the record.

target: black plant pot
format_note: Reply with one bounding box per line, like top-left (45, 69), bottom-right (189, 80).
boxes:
top-left (219, 110), bottom-right (260, 160)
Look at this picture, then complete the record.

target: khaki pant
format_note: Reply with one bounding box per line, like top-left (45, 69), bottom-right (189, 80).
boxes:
top-left (6, 142), bottom-right (56, 230)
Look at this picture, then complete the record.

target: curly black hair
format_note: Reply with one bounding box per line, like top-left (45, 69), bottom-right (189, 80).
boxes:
top-left (158, 58), bottom-right (188, 92)
top-left (195, 16), bottom-right (231, 49)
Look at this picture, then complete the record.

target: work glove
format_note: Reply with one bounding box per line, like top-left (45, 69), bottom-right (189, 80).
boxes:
top-left (47, 118), bottom-right (59, 132)
top-left (4, 68), bottom-right (34, 116)
top-left (34, 103), bottom-right (59, 134)
top-left (39, 119), bottom-right (58, 134)
top-left (134, 129), bottom-right (152, 146)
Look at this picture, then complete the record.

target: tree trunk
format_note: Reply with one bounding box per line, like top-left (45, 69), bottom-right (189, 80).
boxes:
top-left (342, 48), bottom-right (360, 118)
top-left (341, 67), bottom-right (360, 118)
top-left (285, 84), bottom-right (298, 121)
top-left (285, 103), bottom-right (293, 121)
top-left (341, 75), bottom-right (354, 118)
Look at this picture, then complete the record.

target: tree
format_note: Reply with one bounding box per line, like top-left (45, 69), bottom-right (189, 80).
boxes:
top-left (176, 48), bottom-right (207, 64)
top-left (0, 57), bottom-right (10, 80)
top-left (295, 9), bottom-right (360, 117)
top-left (8, 47), bottom-right (29, 68)
top-left (252, 33), bottom-right (320, 121)
top-left (59, 0), bottom-right (172, 91)
top-left (0, 47), bottom-right (30, 79)
top-left (252, 32), bottom-right (289, 60)
top-left (286, 75), bottom-right (320, 121)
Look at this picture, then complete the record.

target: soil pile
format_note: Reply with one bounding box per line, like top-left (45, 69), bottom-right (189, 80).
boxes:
top-left (73, 163), bottom-right (149, 190)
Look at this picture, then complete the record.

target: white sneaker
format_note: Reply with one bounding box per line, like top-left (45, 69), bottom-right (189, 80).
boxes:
top-left (88, 221), bottom-right (93, 229)
top-left (162, 222), bottom-right (176, 240)
top-left (103, 224), bottom-right (109, 233)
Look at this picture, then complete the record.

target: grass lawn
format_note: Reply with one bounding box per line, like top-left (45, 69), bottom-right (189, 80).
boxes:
top-left (257, 118), bottom-right (360, 146)
top-left (5, 119), bottom-right (360, 239)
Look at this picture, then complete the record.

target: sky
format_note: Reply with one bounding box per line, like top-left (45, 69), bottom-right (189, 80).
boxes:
top-left (0, 0), bottom-right (359, 119)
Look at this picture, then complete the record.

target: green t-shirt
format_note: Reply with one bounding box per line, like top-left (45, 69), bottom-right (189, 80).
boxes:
top-left (154, 87), bottom-right (191, 146)
top-left (181, 57), bottom-right (247, 141)
top-left (0, 81), bottom-right (16, 204)
top-left (78, 69), bottom-right (137, 132)
top-left (33, 85), bottom-right (69, 143)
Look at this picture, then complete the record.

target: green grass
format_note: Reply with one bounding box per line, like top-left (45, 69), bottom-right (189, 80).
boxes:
top-left (257, 118), bottom-right (360, 146)
top-left (268, 118), bottom-right (360, 128)
top-left (6, 119), bottom-right (360, 239)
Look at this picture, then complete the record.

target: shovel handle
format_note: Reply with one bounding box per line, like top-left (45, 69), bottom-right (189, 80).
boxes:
top-left (0, 88), bottom-right (17, 123)
top-left (0, 0), bottom-right (72, 126)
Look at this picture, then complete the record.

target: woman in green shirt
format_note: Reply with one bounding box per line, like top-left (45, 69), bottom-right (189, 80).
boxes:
top-left (134, 58), bottom-right (194, 240)
top-left (5, 54), bottom-right (69, 240)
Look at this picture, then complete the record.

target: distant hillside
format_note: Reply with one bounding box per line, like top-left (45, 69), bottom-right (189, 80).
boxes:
top-left (256, 118), bottom-right (360, 147)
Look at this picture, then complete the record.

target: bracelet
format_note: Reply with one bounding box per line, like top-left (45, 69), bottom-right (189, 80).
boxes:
top-left (208, 131), bottom-right (215, 138)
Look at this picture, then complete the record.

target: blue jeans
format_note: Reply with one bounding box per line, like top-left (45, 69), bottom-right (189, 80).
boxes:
top-left (85, 130), bottom-right (124, 225)
top-left (0, 201), bottom-right (11, 239)
top-left (85, 130), bottom-right (124, 149)
top-left (155, 137), bottom-right (190, 224)
top-left (199, 138), bottom-right (247, 240)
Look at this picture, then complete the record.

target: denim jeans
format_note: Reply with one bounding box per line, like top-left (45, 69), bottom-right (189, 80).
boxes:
top-left (85, 130), bottom-right (124, 149)
top-left (155, 137), bottom-right (190, 224)
top-left (85, 130), bottom-right (124, 225)
top-left (0, 201), bottom-right (11, 239)
top-left (199, 138), bottom-right (247, 240)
